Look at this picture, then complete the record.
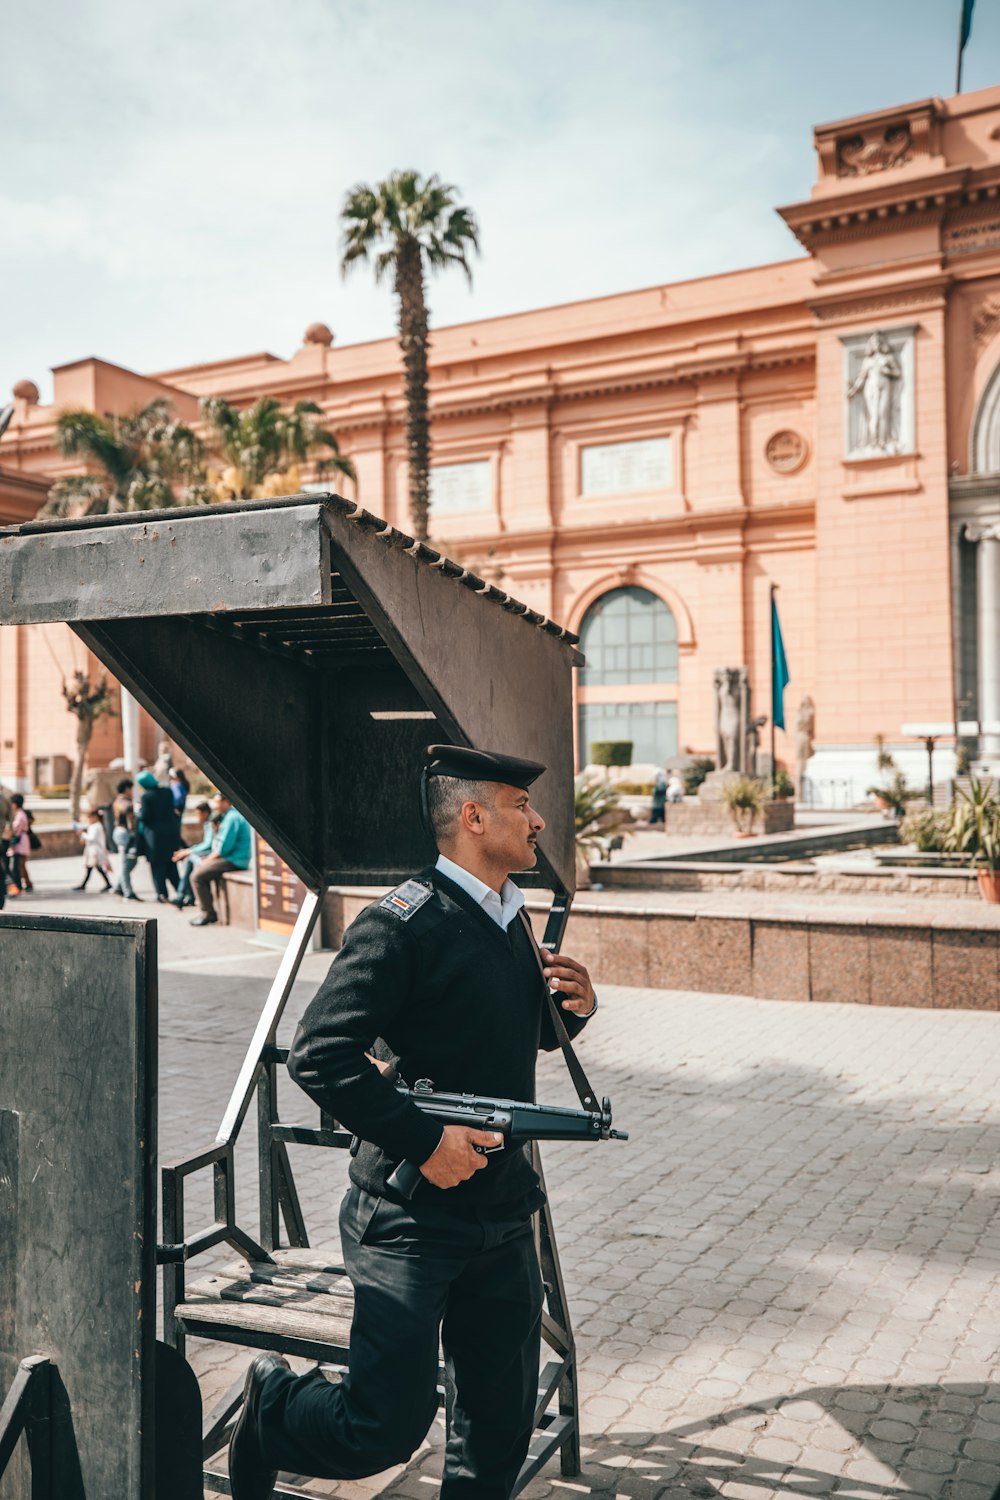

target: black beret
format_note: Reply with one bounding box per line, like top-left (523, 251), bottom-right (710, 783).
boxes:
top-left (424, 745), bottom-right (546, 791)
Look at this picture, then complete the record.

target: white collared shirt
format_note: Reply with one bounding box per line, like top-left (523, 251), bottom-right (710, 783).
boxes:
top-left (435, 853), bottom-right (525, 931)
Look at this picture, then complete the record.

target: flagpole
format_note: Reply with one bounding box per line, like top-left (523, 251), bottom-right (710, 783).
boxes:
top-left (956, 0), bottom-right (965, 93)
top-left (770, 583), bottom-right (777, 797)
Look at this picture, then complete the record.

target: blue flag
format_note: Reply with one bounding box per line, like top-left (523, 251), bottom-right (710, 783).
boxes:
top-left (771, 595), bottom-right (790, 732)
top-left (961, 0), bottom-right (976, 50)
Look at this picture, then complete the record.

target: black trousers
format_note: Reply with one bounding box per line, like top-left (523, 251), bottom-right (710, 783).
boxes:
top-left (258, 1185), bottom-right (543, 1499)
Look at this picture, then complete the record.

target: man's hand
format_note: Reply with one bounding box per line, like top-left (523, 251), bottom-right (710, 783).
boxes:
top-left (540, 950), bottom-right (596, 1016)
top-left (419, 1125), bottom-right (503, 1188)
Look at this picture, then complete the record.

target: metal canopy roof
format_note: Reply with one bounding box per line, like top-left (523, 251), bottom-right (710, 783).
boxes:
top-left (0, 494), bottom-right (582, 895)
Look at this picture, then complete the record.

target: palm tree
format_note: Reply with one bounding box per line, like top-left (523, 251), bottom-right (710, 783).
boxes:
top-left (42, 399), bottom-right (206, 517)
top-left (200, 396), bottom-right (356, 501)
top-left (340, 170), bottom-right (479, 541)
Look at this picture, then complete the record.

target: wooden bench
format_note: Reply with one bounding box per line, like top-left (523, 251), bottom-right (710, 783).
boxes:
top-left (161, 900), bottom-right (581, 1498)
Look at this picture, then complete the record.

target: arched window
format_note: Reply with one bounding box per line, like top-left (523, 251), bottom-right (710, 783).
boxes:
top-left (576, 586), bottom-right (680, 767)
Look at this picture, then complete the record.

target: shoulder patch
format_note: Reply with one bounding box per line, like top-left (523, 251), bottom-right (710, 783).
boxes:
top-left (379, 879), bottom-right (433, 921)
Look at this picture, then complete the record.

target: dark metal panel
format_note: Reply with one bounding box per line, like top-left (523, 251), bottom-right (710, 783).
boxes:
top-left (0, 504), bottom-right (330, 623)
top-left (320, 661), bottom-right (445, 877)
top-left (0, 912), bottom-right (157, 1499)
top-left (324, 512), bottom-right (578, 893)
top-left (76, 616), bottom-right (326, 888)
top-left (0, 498), bottom-right (581, 893)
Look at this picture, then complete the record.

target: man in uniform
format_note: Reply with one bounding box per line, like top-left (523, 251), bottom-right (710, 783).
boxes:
top-left (229, 745), bottom-right (597, 1500)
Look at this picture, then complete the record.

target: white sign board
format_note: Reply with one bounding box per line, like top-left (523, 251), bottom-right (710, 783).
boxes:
top-left (580, 436), bottom-right (673, 496)
top-left (429, 460), bottom-right (492, 515)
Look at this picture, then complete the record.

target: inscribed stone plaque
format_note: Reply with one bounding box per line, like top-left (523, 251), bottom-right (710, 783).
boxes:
top-left (429, 460), bottom-right (491, 515)
top-left (0, 912), bottom-right (157, 1499)
top-left (580, 437), bottom-right (672, 496)
top-left (765, 430), bottom-right (808, 474)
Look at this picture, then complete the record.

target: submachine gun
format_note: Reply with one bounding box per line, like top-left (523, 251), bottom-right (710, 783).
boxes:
top-left (387, 1079), bottom-right (628, 1199)
top-left (386, 909), bottom-right (628, 1197)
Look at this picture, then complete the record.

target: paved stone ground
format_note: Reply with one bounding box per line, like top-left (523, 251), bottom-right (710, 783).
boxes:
top-left (8, 860), bottom-right (1000, 1498)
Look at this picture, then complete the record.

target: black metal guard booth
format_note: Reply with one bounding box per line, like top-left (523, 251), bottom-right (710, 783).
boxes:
top-left (0, 495), bottom-right (585, 1498)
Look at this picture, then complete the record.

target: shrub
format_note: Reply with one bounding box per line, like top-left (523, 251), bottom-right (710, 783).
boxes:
top-left (35, 784), bottom-right (70, 799)
top-left (613, 781), bottom-right (654, 796)
top-left (574, 776), bottom-right (633, 869)
top-left (590, 741), bottom-right (633, 769)
top-left (683, 757), bottom-right (715, 795)
top-left (901, 809), bottom-right (950, 853)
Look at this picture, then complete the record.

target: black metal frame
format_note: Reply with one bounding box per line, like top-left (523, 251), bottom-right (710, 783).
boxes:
top-left (159, 891), bottom-right (581, 1497)
top-left (0, 1357), bottom-right (53, 1497)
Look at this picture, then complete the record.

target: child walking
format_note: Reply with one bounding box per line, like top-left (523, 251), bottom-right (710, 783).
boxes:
top-left (74, 808), bottom-right (113, 892)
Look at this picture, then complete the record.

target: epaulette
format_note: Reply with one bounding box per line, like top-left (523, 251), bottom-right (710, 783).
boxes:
top-left (379, 879), bottom-right (433, 922)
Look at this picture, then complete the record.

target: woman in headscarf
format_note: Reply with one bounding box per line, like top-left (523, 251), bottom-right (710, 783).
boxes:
top-left (137, 769), bottom-right (180, 902)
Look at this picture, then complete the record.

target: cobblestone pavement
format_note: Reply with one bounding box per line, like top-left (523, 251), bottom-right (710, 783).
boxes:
top-left (9, 863), bottom-right (1000, 1498)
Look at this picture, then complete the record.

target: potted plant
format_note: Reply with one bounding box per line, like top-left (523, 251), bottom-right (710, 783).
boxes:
top-left (944, 776), bottom-right (1000, 902)
top-left (720, 774), bottom-right (766, 836)
top-left (574, 776), bottom-right (633, 886)
top-left (865, 769), bottom-right (919, 822)
top-left (869, 735), bottom-right (905, 816)
top-left (773, 765), bottom-right (795, 801)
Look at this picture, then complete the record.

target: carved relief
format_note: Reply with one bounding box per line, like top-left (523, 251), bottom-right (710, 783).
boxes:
top-left (837, 124), bottom-right (911, 177)
top-left (842, 326), bottom-right (916, 459)
top-left (973, 297), bottom-right (1000, 347)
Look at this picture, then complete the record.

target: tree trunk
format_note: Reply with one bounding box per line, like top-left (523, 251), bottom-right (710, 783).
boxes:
top-left (395, 238), bottom-right (430, 541)
top-left (69, 712), bottom-right (94, 822)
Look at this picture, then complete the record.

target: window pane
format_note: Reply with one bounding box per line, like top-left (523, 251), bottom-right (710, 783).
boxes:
top-left (578, 701), bottom-right (678, 768)
top-left (579, 587), bottom-right (679, 686)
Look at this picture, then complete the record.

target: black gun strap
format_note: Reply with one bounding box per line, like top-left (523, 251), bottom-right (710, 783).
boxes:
top-left (518, 908), bottom-right (600, 1113)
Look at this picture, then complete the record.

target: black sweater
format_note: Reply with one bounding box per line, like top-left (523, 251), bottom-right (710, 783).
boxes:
top-left (287, 866), bottom-right (592, 1207)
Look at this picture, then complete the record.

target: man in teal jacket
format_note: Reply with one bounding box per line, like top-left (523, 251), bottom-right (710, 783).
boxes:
top-left (191, 792), bottom-right (251, 927)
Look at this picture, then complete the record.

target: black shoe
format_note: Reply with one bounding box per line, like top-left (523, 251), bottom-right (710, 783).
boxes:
top-left (126, 894), bottom-right (143, 902)
top-left (228, 1353), bottom-right (290, 1500)
top-left (190, 914), bottom-right (218, 927)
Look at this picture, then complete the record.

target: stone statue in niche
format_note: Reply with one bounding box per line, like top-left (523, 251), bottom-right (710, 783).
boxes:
top-left (847, 332), bottom-right (902, 453)
top-left (795, 695), bottom-right (816, 801)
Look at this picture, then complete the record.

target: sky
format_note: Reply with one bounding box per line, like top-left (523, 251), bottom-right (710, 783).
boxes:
top-left (2, 0), bottom-right (999, 404)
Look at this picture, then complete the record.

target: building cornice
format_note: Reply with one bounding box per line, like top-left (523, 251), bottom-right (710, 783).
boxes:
top-left (779, 167), bottom-right (1000, 252)
top-left (806, 272), bottom-right (950, 325)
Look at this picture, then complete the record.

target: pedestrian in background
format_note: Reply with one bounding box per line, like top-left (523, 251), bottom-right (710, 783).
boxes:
top-left (0, 782), bottom-right (14, 903)
top-left (111, 778), bottom-right (142, 901)
top-left (666, 771), bottom-right (684, 804)
top-left (171, 799), bottom-right (213, 908)
top-left (169, 766), bottom-right (190, 820)
top-left (73, 809), bottom-right (113, 892)
top-left (7, 794), bottom-right (30, 895)
top-left (649, 767), bottom-right (667, 826)
top-left (137, 769), bottom-right (180, 903)
top-left (191, 792), bottom-right (251, 927)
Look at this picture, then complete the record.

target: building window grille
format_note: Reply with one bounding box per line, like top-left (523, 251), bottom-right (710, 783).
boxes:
top-left (578, 586), bottom-right (678, 686)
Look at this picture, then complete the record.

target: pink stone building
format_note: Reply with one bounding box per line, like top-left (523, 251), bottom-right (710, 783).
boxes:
top-left (3, 85), bottom-right (1000, 799)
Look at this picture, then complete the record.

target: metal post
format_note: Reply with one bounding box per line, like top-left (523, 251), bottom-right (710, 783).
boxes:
top-left (769, 584), bottom-right (777, 796)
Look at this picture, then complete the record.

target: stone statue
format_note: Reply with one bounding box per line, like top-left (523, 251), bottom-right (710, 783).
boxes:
top-left (717, 669), bottom-right (741, 772)
top-left (847, 332), bottom-right (901, 453)
top-left (795, 695), bottom-right (816, 800)
top-left (712, 667), bottom-right (752, 774)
